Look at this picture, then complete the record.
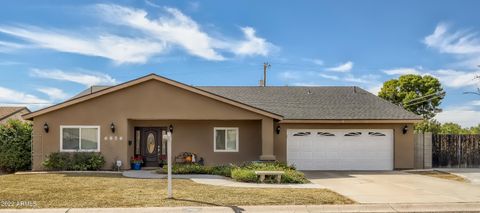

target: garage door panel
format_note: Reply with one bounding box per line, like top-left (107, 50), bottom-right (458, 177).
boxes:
top-left (287, 129), bottom-right (393, 171)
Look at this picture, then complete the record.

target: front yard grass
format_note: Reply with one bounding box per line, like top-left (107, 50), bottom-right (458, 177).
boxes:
top-left (409, 170), bottom-right (468, 183)
top-left (0, 173), bottom-right (353, 208)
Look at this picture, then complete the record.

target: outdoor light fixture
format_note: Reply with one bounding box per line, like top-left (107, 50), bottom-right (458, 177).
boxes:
top-left (402, 125), bottom-right (408, 134)
top-left (169, 124), bottom-right (174, 133)
top-left (43, 122), bottom-right (49, 133)
top-left (276, 126), bottom-right (281, 134)
top-left (110, 122), bottom-right (115, 133)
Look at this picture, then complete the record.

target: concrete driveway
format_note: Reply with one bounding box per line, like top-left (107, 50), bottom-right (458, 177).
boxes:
top-left (305, 171), bottom-right (480, 203)
top-left (436, 168), bottom-right (480, 185)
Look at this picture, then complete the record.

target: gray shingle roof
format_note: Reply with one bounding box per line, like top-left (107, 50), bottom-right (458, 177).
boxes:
top-left (198, 86), bottom-right (421, 120)
top-left (72, 85), bottom-right (421, 120)
top-left (71, 86), bottom-right (110, 99)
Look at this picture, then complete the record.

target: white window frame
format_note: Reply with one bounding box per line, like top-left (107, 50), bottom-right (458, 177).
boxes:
top-left (213, 127), bottom-right (239, 152)
top-left (60, 125), bottom-right (101, 152)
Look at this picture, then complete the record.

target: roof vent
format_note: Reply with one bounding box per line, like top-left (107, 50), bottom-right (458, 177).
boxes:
top-left (353, 86), bottom-right (357, 93)
top-left (307, 89), bottom-right (312, 95)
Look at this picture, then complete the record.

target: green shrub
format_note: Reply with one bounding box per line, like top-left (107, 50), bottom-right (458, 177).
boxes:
top-left (42, 152), bottom-right (71, 170)
top-left (211, 164), bottom-right (235, 177)
top-left (231, 168), bottom-right (258, 182)
top-left (282, 170), bottom-right (309, 184)
top-left (163, 163), bottom-right (212, 174)
top-left (43, 152), bottom-right (105, 171)
top-left (0, 120), bottom-right (32, 172)
top-left (160, 161), bottom-right (308, 184)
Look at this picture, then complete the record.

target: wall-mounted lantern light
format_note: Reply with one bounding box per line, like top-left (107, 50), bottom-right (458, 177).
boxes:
top-left (276, 126), bottom-right (281, 134)
top-left (110, 122), bottom-right (116, 133)
top-left (402, 125), bottom-right (408, 134)
top-left (169, 124), bottom-right (174, 133)
top-left (43, 122), bottom-right (49, 133)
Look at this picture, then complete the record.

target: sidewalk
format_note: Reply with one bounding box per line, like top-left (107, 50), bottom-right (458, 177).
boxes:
top-left (2, 203), bottom-right (480, 213)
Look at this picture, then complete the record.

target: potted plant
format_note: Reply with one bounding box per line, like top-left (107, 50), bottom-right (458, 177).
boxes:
top-left (131, 156), bottom-right (143, 170)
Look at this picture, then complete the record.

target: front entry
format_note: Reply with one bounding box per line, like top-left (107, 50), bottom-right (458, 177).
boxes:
top-left (136, 127), bottom-right (166, 167)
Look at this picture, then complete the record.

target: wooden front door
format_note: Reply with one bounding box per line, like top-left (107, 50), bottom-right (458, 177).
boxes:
top-left (140, 127), bottom-right (162, 167)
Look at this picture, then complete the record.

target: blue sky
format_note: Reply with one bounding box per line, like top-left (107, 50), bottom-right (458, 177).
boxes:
top-left (1, 0), bottom-right (480, 126)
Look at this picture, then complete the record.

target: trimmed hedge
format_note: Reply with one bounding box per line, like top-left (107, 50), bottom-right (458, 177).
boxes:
top-left (43, 152), bottom-right (105, 171)
top-left (161, 161), bottom-right (309, 184)
top-left (0, 120), bottom-right (32, 173)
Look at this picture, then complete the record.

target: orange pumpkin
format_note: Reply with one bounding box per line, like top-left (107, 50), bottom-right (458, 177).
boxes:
top-left (185, 156), bottom-right (192, 162)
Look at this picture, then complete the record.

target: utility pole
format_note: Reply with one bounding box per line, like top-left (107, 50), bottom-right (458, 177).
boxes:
top-left (263, 62), bottom-right (271, 87)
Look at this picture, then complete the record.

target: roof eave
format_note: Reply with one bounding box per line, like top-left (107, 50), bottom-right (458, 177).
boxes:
top-left (22, 74), bottom-right (283, 120)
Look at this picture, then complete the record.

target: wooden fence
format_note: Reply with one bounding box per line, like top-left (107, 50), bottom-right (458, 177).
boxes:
top-left (432, 134), bottom-right (480, 168)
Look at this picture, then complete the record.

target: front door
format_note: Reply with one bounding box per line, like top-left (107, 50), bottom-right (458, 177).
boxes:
top-left (140, 127), bottom-right (162, 167)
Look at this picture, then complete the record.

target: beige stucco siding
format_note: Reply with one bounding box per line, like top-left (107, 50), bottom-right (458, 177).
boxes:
top-left (275, 123), bottom-right (415, 169)
top-left (31, 79), bottom-right (271, 170)
top-left (128, 120), bottom-right (261, 166)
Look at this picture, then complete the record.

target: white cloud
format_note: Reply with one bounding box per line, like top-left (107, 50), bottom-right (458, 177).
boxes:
top-left (95, 4), bottom-right (274, 61)
top-left (0, 40), bottom-right (27, 52)
top-left (430, 69), bottom-right (480, 88)
top-left (470, 100), bottom-right (480, 106)
top-left (302, 58), bottom-right (324, 65)
top-left (424, 23), bottom-right (480, 68)
top-left (425, 23), bottom-right (480, 55)
top-left (0, 4), bottom-right (274, 63)
top-left (31, 69), bottom-right (117, 87)
top-left (366, 84), bottom-right (383, 95)
top-left (0, 26), bottom-right (166, 64)
top-left (381, 66), bottom-right (480, 89)
top-left (435, 107), bottom-right (480, 127)
top-left (318, 73), bottom-right (339, 80)
top-left (231, 27), bottom-right (273, 56)
top-left (326, 61), bottom-right (353, 72)
top-left (0, 86), bottom-right (50, 109)
top-left (383, 68), bottom-right (421, 75)
top-left (37, 87), bottom-right (69, 100)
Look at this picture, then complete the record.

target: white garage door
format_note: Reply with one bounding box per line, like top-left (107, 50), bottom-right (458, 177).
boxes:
top-left (287, 129), bottom-right (394, 170)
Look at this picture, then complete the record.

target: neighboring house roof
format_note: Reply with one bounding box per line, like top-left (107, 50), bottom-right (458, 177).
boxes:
top-left (199, 86), bottom-right (422, 120)
top-left (23, 74), bottom-right (283, 120)
top-left (0, 107), bottom-right (30, 121)
top-left (23, 73), bottom-right (422, 121)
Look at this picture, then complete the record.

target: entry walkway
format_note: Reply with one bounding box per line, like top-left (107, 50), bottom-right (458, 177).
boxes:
top-left (122, 170), bottom-right (324, 189)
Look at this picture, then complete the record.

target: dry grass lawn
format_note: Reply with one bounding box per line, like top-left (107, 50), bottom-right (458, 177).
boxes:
top-left (409, 170), bottom-right (469, 183)
top-left (0, 173), bottom-right (353, 208)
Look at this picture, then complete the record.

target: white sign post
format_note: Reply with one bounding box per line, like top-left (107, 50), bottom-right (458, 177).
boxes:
top-left (166, 131), bottom-right (173, 198)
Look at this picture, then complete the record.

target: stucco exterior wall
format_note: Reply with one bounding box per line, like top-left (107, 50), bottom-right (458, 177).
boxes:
top-left (31, 79), bottom-right (272, 170)
top-left (128, 120), bottom-right (261, 166)
top-left (274, 123), bottom-right (415, 169)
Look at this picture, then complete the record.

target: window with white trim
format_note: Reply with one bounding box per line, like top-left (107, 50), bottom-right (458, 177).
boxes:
top-left (214, 127), bottom-right (239, 152)
top-left (61, 126), bottom-right (100, 152)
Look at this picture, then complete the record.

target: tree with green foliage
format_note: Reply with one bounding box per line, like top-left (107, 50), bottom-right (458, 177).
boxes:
top-left (439, 122), bottom-right (469, 134)
top-left (0, 119), bottom-right (32, 172)
top-left (468, 124), bottom-right (480, 134)
top-left (378, 74), bottom-right (444, 119)
top-left (415, 119), bottom-right (441, 133)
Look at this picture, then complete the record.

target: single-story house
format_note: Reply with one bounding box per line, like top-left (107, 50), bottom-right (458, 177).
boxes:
top-left (24, 74), bottom-right (422, 171)
top-left (0, 106), bottom-right (30, 124)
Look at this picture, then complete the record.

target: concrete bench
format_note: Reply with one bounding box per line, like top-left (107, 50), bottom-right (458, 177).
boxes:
top-left (254, 171), bottom-right (285, 183)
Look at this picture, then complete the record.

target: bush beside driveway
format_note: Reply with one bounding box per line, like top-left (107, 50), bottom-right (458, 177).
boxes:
top-left (0, 173), bottom-right (353, 209)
